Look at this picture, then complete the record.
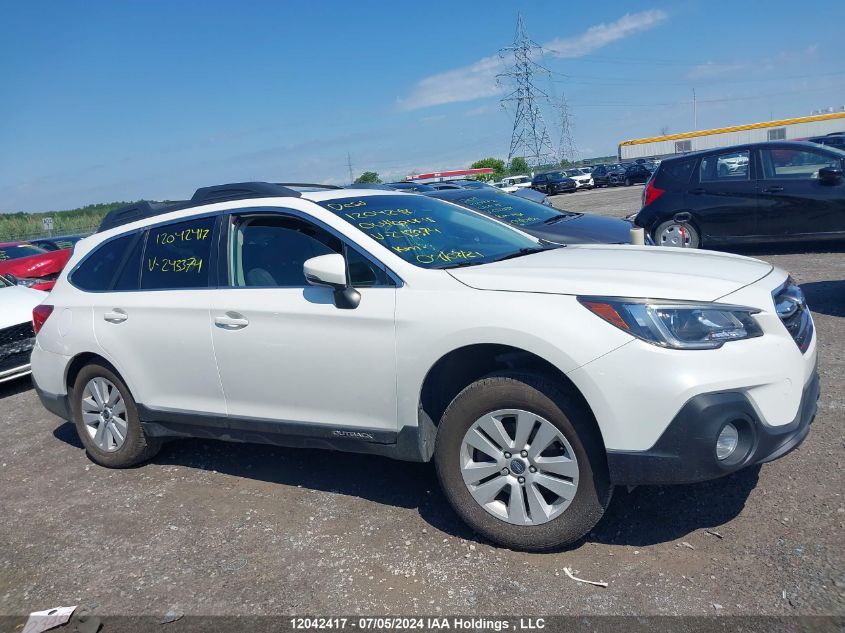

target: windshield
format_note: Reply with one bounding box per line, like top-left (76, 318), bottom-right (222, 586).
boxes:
top-left (318, 195), bottom-right (544, 269)
top-left (0, 244), bottom-right (47, 261)
top-left (439, 189), bottom-right (576, 227)
top-left (564, 169), bottom-right (582, 177)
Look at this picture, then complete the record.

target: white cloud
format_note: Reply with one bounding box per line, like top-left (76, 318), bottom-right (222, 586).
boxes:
top-left (398, 10), bottom-right (668, 111)
top-left (543, 10), bottom-right (668, 58)
top-left (397, 54), bottom-right (504, 111)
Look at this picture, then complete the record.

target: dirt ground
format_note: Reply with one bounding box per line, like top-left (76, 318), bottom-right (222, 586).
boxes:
top-left (1, 186), bottom-right (843, 620)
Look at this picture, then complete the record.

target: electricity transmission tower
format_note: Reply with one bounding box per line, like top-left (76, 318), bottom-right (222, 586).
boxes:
top-left (555, 97), bottom-right (578, 165)
top-left (497, 14), bottom-right (557, 168)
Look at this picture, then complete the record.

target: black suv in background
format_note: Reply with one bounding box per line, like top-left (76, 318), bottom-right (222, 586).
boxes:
top-left (531, 171), bottom-right (577, 194)
top-left (622, 163), bottom-right (651, 186)
top-left (633, 141), bottom-right (845, 248)
top-left (807, 132), bottom-right (845, 151)
top-left (591, 164), bottom-right (627, 187)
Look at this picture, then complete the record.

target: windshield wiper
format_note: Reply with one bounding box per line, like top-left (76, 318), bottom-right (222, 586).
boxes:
top-left (436, 260), bottom-right (487, 270)
top-left (488, 246), bottom-right (550, 263)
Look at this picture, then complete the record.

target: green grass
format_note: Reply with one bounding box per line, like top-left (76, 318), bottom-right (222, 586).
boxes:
top-left (0, 202), bottom-right (133, 242)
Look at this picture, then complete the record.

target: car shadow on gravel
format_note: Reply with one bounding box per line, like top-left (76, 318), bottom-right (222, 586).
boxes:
top-left (52, 422), bottom-right (762, 548)
top-left (587, 466), bottom-right (761, 547)
top-left (799, 280), bottom-right (845, 318)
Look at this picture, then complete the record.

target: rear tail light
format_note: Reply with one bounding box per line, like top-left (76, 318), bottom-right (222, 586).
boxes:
top-left (643, 180), bottom-right (665, 207)
top-left (32, 304), bottom-right (54, 335)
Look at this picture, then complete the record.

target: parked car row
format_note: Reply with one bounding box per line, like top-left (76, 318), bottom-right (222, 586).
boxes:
top-left (0, 273), bottom-right (45, 384)
top-left (591, 163), bottom-right (651, 187)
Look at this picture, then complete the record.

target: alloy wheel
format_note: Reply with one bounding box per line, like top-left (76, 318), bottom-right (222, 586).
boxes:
top-left (459, 409), bottom-right (579, 526)
top-left (81, 377), bottom-right (128, 452)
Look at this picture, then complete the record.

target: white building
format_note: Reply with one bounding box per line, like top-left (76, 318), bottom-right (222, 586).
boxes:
top-left (618, 111), bottom-right (845, 160)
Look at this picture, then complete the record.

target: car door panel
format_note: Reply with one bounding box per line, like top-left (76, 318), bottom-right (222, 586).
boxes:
top-left (756, 148), bottom-right (845, 237)
top-left (210, 286), bottom-right (397, 429)
top-left (209, 211), bottom-right (398, 432)
top-left (94, 291), bottom-right (225, 415)
top-left (92, 217), bottom-right (226, 415)
top-left (689, 150), bottom-right (757, 241)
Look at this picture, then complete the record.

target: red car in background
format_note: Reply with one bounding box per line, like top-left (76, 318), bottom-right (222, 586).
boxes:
top-left (0, 242), bottom-right (72, 291)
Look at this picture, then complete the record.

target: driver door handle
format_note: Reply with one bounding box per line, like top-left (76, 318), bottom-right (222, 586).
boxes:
top-left (214, 313), bottom-right (249, 330)
top-left (103, 309), bottom-right (128, 323)
top-left (763, 186), bottom-right (784, 193)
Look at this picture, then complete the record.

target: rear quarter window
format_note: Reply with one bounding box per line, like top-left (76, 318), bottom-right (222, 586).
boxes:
top-left (658, 159), bottom-right (695, 186)
top-left (71, 234), bottom-right (138, 291)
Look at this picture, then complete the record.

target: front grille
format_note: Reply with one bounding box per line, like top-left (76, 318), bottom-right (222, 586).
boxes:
top-left (773, 279), bottom-right (813, 353)
top-left (0, 322), bottom-right (35, 372)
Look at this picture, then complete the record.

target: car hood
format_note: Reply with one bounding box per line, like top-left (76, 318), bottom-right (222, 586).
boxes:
top-left (524, 214), bottom-right (634, 245)
top-left (0, 249), bottom-right (70, 279)
top-left (0, 285), bottom-right (47, 328)
top-left (446, 245), bottom-right (773, 302)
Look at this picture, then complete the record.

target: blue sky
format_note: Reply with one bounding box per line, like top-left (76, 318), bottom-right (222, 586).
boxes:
top-left (2, 1), bottom-right (844, 212)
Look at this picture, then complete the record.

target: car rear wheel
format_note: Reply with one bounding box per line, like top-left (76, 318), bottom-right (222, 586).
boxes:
top-left (72, 363), bottom-right (161, 468)
top-left (434, 372), bottom-right (611, 551)
top-left (654, 220), bottom-right (701, 248)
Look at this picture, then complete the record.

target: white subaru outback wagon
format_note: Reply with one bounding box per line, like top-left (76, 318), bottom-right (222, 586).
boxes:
top-left (31, 182), bottom-right (819, 551)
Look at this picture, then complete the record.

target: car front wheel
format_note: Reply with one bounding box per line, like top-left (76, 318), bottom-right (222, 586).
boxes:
top-left (434, 372), bottom-right (611, 551)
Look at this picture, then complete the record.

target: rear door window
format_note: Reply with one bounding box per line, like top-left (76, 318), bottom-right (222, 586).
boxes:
top-left (141, 217), bottom-right (216, 290)
top-left (699, 150), bottom-right (750, 182)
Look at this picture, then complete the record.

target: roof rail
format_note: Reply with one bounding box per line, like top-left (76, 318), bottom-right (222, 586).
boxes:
top-left (98, 200), bottom-right (189, 233)
top-left (97, 182), bottom-right (304, 233)
top-left (191, 181), bottom-right (302, 205)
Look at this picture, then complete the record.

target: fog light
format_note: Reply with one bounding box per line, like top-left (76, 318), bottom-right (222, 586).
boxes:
top-left (716, 423), bottom-right (739, 461)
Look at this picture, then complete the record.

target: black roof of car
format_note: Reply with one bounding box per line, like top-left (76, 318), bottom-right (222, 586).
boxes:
top-left (657, 140), bottom-right (843, 165)
top-left (98, 182), bottom-right (307, 232)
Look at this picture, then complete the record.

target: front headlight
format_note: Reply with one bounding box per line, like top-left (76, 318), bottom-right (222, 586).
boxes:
top-left (578, 297), bottom-right (763, 349)
top-left (14, 277), bottom-right (41, 288)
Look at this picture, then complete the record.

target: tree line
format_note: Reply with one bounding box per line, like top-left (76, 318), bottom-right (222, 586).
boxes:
top-left (0, 202), bottom-right (131, 242)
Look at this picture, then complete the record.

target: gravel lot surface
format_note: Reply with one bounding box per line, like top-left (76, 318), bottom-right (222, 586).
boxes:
top-left (1, 186), bottom-right (843, 620)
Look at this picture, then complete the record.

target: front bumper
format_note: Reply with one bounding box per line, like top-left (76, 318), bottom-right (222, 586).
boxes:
top-left (606, 369), bottom-right (820, 485)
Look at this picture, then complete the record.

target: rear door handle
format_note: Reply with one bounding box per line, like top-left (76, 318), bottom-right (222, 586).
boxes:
top-left (690, 188), bottom-right (706, 195)
top-left (763, 186), bottom-right (784, 193)
top-left (214, 312), bottom-right (249, 330)
top-left (103, 309), bottom-right (128, 323)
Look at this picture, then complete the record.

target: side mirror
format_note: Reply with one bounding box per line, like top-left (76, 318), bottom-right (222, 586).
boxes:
top-left (818, 167), bottom-right (843, 183)
top-left (303, 254), bottom-right (360, 310)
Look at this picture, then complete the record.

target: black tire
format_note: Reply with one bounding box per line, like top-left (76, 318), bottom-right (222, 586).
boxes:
top-left (653, 219), bottom-right (701, 248)
top-left (72, 363), bottom-right (161, 468)
top-left (624, 177), bottom-right (632, 186)
top-left (434, 372), bottom-right (612, 551)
